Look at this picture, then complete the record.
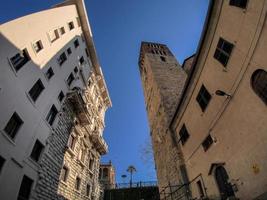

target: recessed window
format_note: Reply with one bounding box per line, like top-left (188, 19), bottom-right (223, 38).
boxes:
top-left (68, 21), bottom-right (75, 30)
top-left (214, 38), bottom-right (234, 67)
top-left (45, 67), bottom-right (54, 80)
top-left (76, 17), bottom-right (81, 27)
top-left (79, 56), bottom-right (85, 65)
top-left (197, 180), bottom-right (204, 198)
top-left (67, 73), bottom-right (75, 87)
top-left (67, 47), bottom-right (72, 55)
top-left (30, 140), bottom-right (44, 162)
top-left (89, 158), bottom-right (94, 170)
top-left (60, 27), bottom-right (65, 35)
top-left (46, 105), bottom-right (58, 126)
top-left (33, 40), bottom-right (43, 53)
top-left (74, 39), bottom-right (79, 48)
top-left (196, 85), bottom-right (211, 112)
top-left (17, 175), bottom-right (33, 200)
top-left (85, 48), bottom-right (89, 57)
top-left (86, 184), bottom-right (91, 196)
top-left (0, 155), bottom-right (6, 173)
top-left (202, 134), bottom-right (213, 151)
top-left (68, 135), bottom-right (76, 150)
top-left (251, 69), bottom-right (267, 105)
top-left (58, 91), bottom-right (65, 102)
top-left (229, 0), bottom-right (248, 8)
top-left (75, 177), bottom-right (81, 190)
top-left (28, 79), bottom-right (45, 102)
top-left (10, 48), bottom-right (31, 72)
top-left (60, 165), bottom-right (69, 182)
top-left (48, 29), bottom-right (59, 43)
top-left (179, 124), bottom-right (190, 145)
top-left (4, 112), bottom-right (23, 139)
top-left (57, 52), bottom-right (67, 66)
top-left (160, 56), bottom-right (166, 62)
top-left (74, 66), bottom-right (79, 73)
top-left (79, 149), bottom-right (86, 163)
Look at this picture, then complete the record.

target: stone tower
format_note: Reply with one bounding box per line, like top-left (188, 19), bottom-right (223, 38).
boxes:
top-left (138, 42), bottom-right (187, 192)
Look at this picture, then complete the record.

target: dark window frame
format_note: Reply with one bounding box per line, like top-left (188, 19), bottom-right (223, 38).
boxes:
top-left (10, 48), bottom-right (31, 72)
top-left (33, 40), bottom-right (43, 53)
top-left (45, 67), bottom-right (54, 80)
top-left (160, 56), bottom-right (166, 62)
top-left (214, 38), bottom-right (234, 67)
top-left (0, 155), bottom-right (6, 173)
top-left (30, 140), bottom-right (44, 162)
top-left (179, 124), bottom-right (190, 145)
top-left (60, 27), bottom-right (65, 35)
top-left (17, 175), bottom-right (33, 200)
top-left (202, 134), bottom-right (213, 151)
top-left (67, 47), bottom-right (72, 55)
top-left (74, 39), bottom-right (79, 48)
top-left (68, 21), bottom-right (75, 30)
top-left (86, 184), bottom-right (91, 196)
top-left (66, 73), bottom-right (75, 87)
top-left (196, 85), bottom-right (212, 112)
top-left (79, 56), bottom-right (85, 65)
top-left (4, 112), bottom-right (23, 139)
top-left (251, 69), bottom-right (267, 105)
top-left (75, 177), bottom-right (81, 190)
top-left (46, 105), bottom-right (58, 126)
top-left (196, 180), bottom-right (205, 198)
top-left (57, 52), bottom-right (67, 66)
top-left (28, 79), bottom-right (45, 102)
top-left (229, 0), bottom-right (248, 8)
top-left (60, 165), bottom-right (69, 182)
top-left (58, 91), bottom-right (65, 102)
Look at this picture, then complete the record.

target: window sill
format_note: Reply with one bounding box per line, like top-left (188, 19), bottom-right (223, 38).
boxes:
top-left (60, 180), bottom-right (68, 187)
top-left (1, 130), bottom-right (16, 146)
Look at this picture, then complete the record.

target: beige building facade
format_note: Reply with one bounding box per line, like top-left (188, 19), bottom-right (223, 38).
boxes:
top-left (99, 161), bottom-right (116, 190)
top-left (0, 0), bottom-right (111, 200)
top-left (139, 0), bottom-right (267, 200)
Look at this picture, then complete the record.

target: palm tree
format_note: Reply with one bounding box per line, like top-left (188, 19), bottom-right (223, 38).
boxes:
top-left (127, 165), bottom-right (137, 187)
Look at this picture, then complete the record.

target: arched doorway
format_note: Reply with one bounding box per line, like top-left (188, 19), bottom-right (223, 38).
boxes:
top-left (215, 166), bottom-right (235, 200)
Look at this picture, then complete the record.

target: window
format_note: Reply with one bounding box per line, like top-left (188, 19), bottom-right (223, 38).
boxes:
top-left (103, 168), bottom-right (108, 178)
top-left (33, 40), bottom-right (43, 53)
top-left (86, 184), bottom-right (91, 196)
top-left (229, 0), bottom-right (248, 8)
top-left (10, 48), bottom-right (30, 72)
top-left (48, 29), bottom-right (59, 43)
top-left (74, 66), bottom-right (79, 73)
top-left (214, 38), bottom-right (234, 67)
top-left (30, 140), bottom-right (44, 162)
top-left (60, 27), bottom-right (65, 35)
top-left (75, 177), bottom-right (81, 190)
top-left (46, 105), bottom-right (58, 126)
top-left (17, 175), bottom-right (33, 200)
top-left (68, 21), bottom-right (75, 30)
top-left (76, 17), bottom-right (81, 27)
top-left (89, 158), bottom-right (94, 170)
top-left (79, 56), bottom-right (85, 65)
top-left (160, 56), bottom-right (166, 62)
top-left (28, 79), bottom-right (45, 102)
top-left (196, 85), bottom-right (211, 112)
top-left (197, 180), bottom-right (204, 198)
top-left (4, 112), bottom-right (23, 139)
top-left (79, 149), bottom-right (86, 163)
top-left (68, 135), bottom-right (76, 150)
top-left (85, 48), bottom-right (89, 57)
top-left (60, 166), bottom-right (69, 182)
top-left (45, 67), bottom-right (54, 80)
top-left (67, 47), bottom-right (72, 55)
top-left (251, 69), bottom-right (267, 105)
top-left (67, 73), bottom-right (75, 87)
top-left (57, 52), bottom-right (67, 66)
top-left (58, 91), bottom-right (65, 102)
top-left (202, 134), bottom-right (213, 151)
top-left (74, 39), bottom-right (79, 48)
top-left (179, 124), bottom-right (190, 145)
top-left (0, 155), bottom-right (5, 173)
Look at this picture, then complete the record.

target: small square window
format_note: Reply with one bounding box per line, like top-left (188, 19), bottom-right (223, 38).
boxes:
top-left (60, 27), bottom-right (65, 35)
top-left (60, 166), bottom-right (69, 182)
top-left (202, 134), bottom-right (213, 151)
top-left (74, 39), bottom-right (79, 48)
top-left (58, 91), bottom-right (65, 102)
top-left (214, 38), bottom-right (234, 67)
top-left (68, 21), bottom-right (75, 30)
top-left (46, 105), bottom-right (58, 126)
top-left (179, 124), bottom-right (190, 145)
top-left (196, 85), bottom-right (211, 112)
top-left (75, 177), bottom-right (81, 190)
top-left (48, 29), bottom-right (59, 43)
top-left (33, 40), bottom-right (43, 53)
top-left (79, 56), bottom-right (85, 65)
top-left (160, 56), bottom-right (166, 62)
top-left (10, 49), bottom-right (31, 72)
top-left (45, 67), bottom-right (54, 80)
top-left (4, 112), bottom-right (23, 139)
top-left (67, 73), bottom-right (75, 87)
top-left (0, 155), bottom-right (6, 173)
top-left (67, 47), bottom-right (72, 55)
top-left (17, 175), bottom-right (33, 200)
top-left (57, 52), bottom-right (67, 66)
top-left (229, 0), bottom-right (248, 8)
top-left (28, 79), bottom-right (45, 102)
top-left (74, 66), bottom-right (79, 73)
top-left (30, 140), bottom-right (44, 162)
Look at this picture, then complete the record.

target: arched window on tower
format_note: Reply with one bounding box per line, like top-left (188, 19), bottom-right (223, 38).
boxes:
top-left (251, 69), bottom-right (267, 105)
top-left (103, 167), bottom-right (109, 179)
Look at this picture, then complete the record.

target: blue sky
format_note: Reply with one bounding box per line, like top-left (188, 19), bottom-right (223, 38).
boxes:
top-left (0, 0), bottom-right (209, 183)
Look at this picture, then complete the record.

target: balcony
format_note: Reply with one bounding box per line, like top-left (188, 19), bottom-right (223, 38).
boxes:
top-left (67, 86), bottom-right (91, 125)
top-left (91, 133), bottom-right (108, 155)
